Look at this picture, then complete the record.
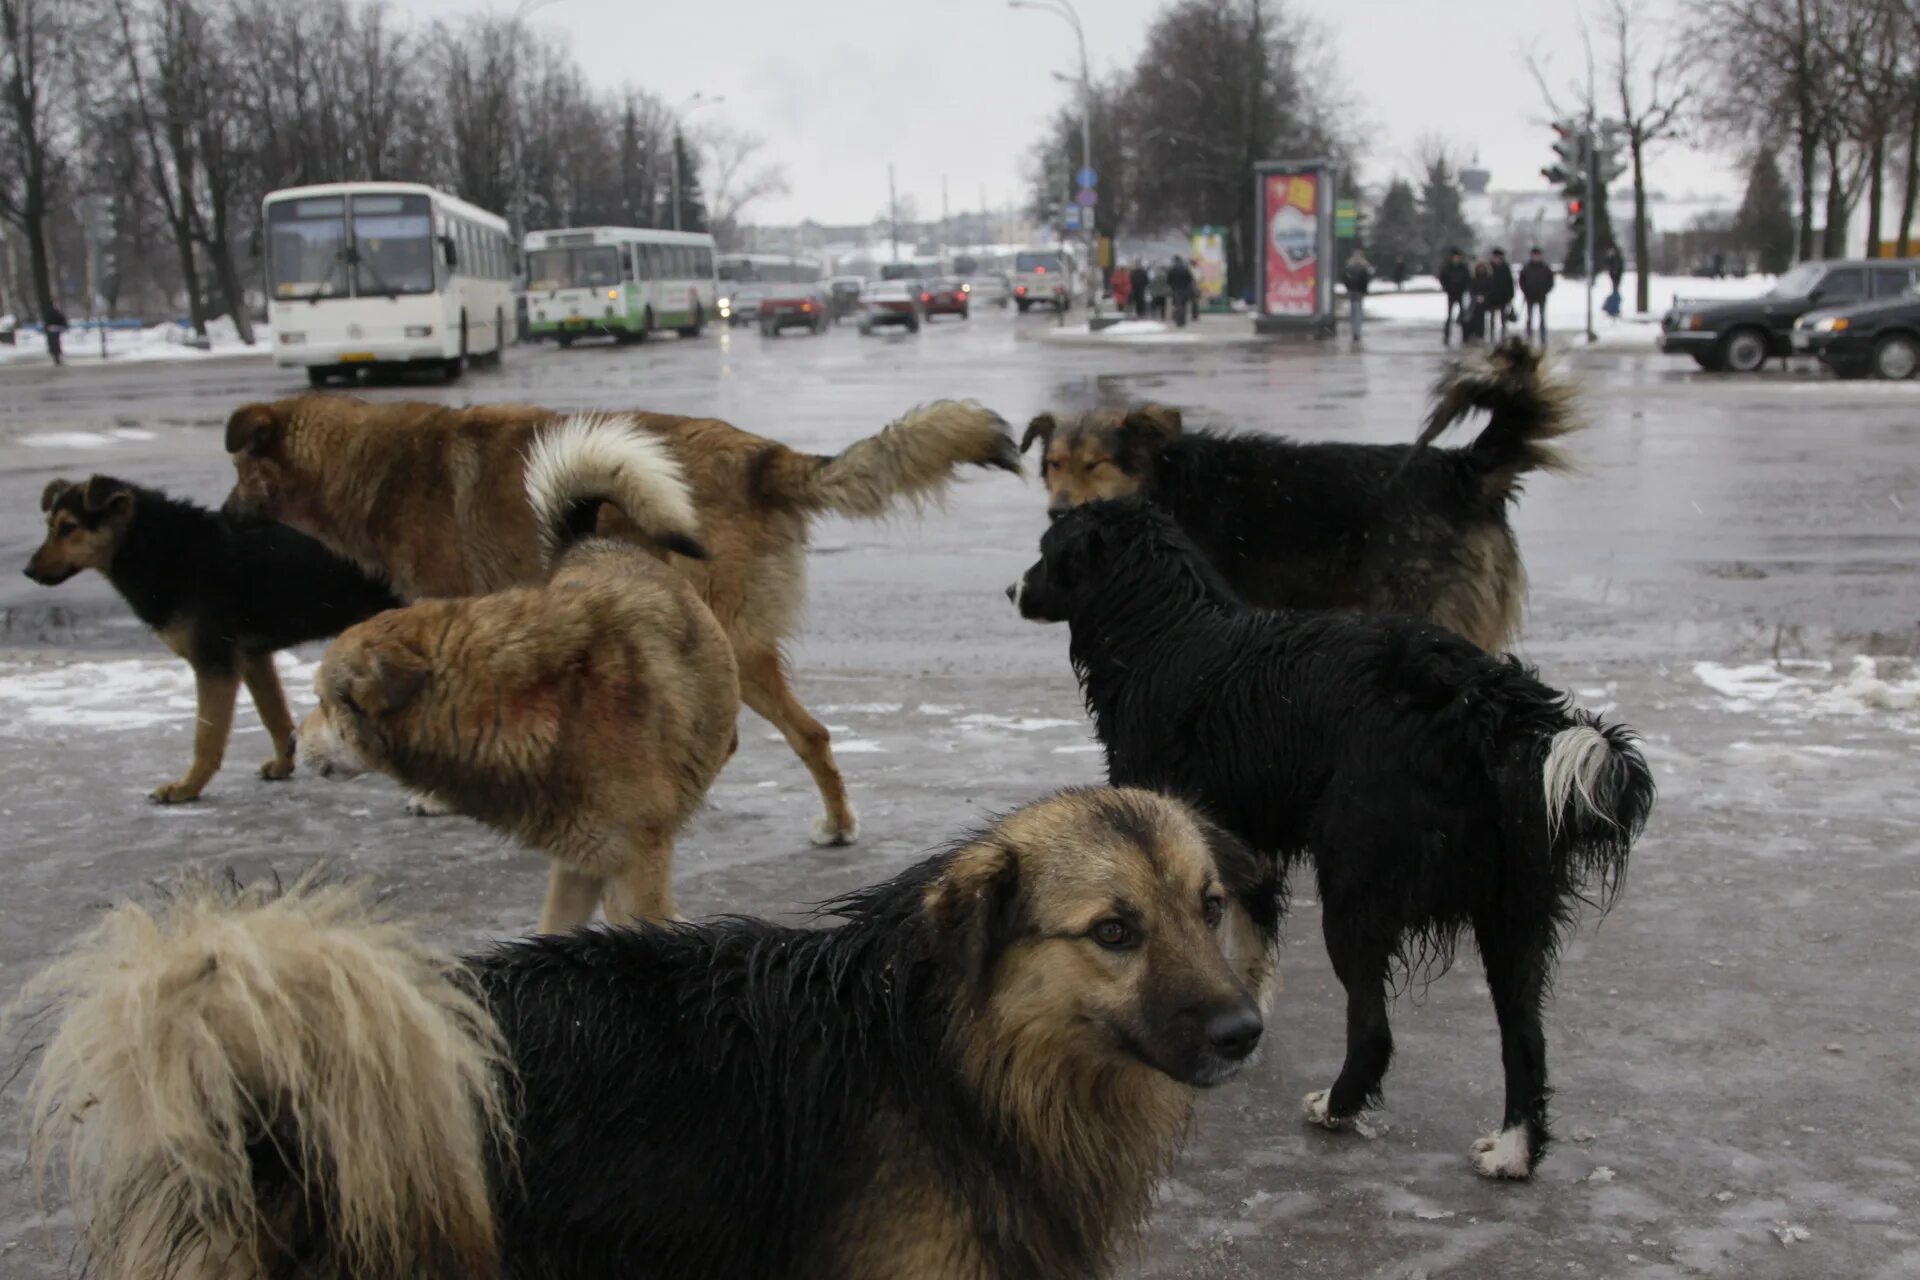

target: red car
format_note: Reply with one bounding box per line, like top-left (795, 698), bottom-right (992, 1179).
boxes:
top-left (758, 283), bottom-right (830, 336)
top-left (919, 278), bottom-right (971, 320)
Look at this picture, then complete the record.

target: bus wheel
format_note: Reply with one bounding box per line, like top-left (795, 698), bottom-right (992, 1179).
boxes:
top-left (637, 307), bottom-right (654, 341)
top-left (557, 333), bottom-right (574, 348)
top-left (678, 303), bottom-right (704, 339)
top-left (490, 309), bottom-right (505, 367)
top-left (445, 314), bottom-right (468, 381)
top-left (306, 366), bottom-right (333, 388)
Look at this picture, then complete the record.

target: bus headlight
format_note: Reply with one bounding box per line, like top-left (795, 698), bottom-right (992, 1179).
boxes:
top-left (607, 289), bottom-right (618, 300)
top-left (404, 325), bottom-right (434, 338)
top-left (279, 332), bottom-right (305, 345)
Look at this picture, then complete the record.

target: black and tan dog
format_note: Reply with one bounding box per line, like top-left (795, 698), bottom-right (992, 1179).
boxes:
top-left (295, 415), bottom-right (740, 931)
top-left (17, 788), bottom-right (1271, 1280)
top-left (1019, 340), bottom-right (1576, 652)
top-left (224, 395), bottom-right (1020, 846)
top-left (22, 476), bottom-right (399, 803)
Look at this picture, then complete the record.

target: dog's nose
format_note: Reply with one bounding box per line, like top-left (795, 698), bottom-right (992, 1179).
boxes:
top-left (1046, 503), bottom-right (1071, 521)
top-left (1004, 582), bottom-right (1017, 603)
top-left (1205, 1006), bottom-right (1264, 1061)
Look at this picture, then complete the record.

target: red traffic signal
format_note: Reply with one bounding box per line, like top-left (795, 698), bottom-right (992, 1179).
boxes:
top-left (1567, 199), bottom-right (1583, 216)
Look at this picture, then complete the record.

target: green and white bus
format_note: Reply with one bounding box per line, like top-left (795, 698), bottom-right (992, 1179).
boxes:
top-left (523, 226), bottom-right (718, 343)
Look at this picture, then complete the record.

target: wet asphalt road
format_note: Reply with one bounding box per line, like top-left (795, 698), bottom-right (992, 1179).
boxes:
top-left (0, 309), bottom-right (1915, 1278)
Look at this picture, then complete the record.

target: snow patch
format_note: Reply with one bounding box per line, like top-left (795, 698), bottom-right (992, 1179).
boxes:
top-left (1696, 656), bottom-right (1920, 720)
top-left (953, 713), bottom-right (1081, 732)
top-left (832, 738), bottom-right (887, 754)
top-left (0, 653), bottom-right (319, 736)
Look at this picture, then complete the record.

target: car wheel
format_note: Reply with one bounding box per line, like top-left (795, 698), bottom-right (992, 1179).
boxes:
top-left (444, 313), bottom-right (468, 381)
top-left (906, 316), bottom-right (920, 333)
top-left (1717, 327), bottom-right (1768, 374)
top-left (1690, 351), bottom-right (1721, 371)
top-left (1871, 332), bottom-right (1918, 380)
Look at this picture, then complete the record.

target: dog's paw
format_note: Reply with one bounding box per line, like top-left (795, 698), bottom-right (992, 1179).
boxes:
top-left (1302, 1089), bottom-right (1355, 1130)
top-left (812, 808), bottom-right (860, 847)
top-left (150, 781), bottom-right (203, 805)
top-left (1470, 1127), bottom-right (1535, 1180)
top-left (259, 758), bottom-right (294, 782)
top-left (404, 791), bottom-right (455, 818)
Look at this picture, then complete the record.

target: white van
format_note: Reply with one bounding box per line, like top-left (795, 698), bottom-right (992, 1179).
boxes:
top-left (1011, 247), bottom-right (1074, 314)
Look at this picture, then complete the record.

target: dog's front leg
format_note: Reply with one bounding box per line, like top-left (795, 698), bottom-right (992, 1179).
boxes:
top-left (153, 666), bottom-right (241, 803)
top-left (242, 653), bottom-right (296, 781)
top-left (538, 864), bottom-right (607, 934)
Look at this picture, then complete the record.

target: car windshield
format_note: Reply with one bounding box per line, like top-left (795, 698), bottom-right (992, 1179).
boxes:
top-left (1768, 263), bottom-right (1825, 298)
top-left (1016, 252), bottom-right (1064, 274)
top-left (526, 246), bottom-right (622, 292)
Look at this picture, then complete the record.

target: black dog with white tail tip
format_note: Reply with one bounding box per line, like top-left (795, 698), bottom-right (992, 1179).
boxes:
top-left (1010, 498), bottom-right (1653, 1179)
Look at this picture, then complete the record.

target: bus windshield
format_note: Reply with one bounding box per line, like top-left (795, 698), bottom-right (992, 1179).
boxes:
top-left (267, 197), bottom-right (350, 300)
top-left (349, 194), bottom-right (435, 296)
top-left (527, 246), bottom-right (623, 292)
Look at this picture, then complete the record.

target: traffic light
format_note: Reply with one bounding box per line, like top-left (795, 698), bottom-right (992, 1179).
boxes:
top-left (1567, 198), bottom-right (1585, 237)
top-left (1542, 119), bottom-right (1590, 193)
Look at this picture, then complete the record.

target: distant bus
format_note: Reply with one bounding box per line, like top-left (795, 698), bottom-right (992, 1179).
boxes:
top-left (523, 226), bottom-right (718, 344)
top-left (263, 182), bottom-right (512, 385)
top-left (716, 253), bottom-right (825, 285)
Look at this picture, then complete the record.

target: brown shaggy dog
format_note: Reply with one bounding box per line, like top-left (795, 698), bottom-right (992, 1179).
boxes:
top-left (14, 789), bottom-right (1274, 1280)
top-left (1020, 341), bottom-right (1575, 652)
top-left (296, 414), bottom-right (739, 930)
top-left (225, 395), bottom-right (1018, 845)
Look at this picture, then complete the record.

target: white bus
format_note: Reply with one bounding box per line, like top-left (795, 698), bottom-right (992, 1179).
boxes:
top-left (524, 227), bottom-right (717, 344)
top-left (263, 182), bottom-right (512, 385)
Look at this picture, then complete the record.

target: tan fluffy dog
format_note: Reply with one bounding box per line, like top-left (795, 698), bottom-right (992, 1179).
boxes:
top-left (227, 396), bottom-right (1018, 846)
top-left (296, 415), bottom-right (739, 930)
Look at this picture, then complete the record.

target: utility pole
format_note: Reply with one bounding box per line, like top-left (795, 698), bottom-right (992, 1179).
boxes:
top-left (888, 164), bottom-right (900, 263)
top-left (1011, 0), bottom-right (1095, 312)
top-left (1584, 114), bottom-right (1597, 344)
top-left (942, 175), bottom-right (950, 242)
top-left (665, 93), bottom-right (721, 232)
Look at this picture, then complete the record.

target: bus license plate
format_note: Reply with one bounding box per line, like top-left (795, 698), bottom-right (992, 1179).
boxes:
top-left (338, 353), bottom-right (376, 363)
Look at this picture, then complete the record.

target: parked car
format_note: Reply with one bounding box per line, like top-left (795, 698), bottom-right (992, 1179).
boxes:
top-left (1793, 273), bottom-right (1920, 380)
top-left (828, 277), bottom-right (864, 321)
top-left (759, 282), bottom-right (831, 336)
top-left (857, 280), bottom-right (922, 334)
top-left (721, 283), bottom-right (767, 327)
top-left (920, 278), bottom-right (971, 320)
top-left (1011, 248), bottom-right (1072, 314)
top-left (1659, 259), bottom-right (1919, 372)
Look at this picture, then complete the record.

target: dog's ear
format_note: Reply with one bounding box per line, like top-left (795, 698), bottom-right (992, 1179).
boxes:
top-left (926, 838), bottom-right (1023, 987)
top-left (1019, 413), bottom-right (1057, 455)
top-left (341, 648), bottom-right (429, 717)
top-left (80, 477), bottom-right (134, 522)
top-left (1119, 405), bottom-right (1182, 452)
top-left (225, 404), bottom-right (282, 456)
top-left (40, 479), bottom-right (74, 512)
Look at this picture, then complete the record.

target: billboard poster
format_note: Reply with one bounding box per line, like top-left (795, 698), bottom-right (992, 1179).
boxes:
top-left (1262, 171), bottom-right (1320, 316)
top-left (1190, 228), bottom-right (1226, 304)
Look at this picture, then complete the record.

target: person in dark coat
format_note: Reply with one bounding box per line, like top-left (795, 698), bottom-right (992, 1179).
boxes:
top-left (1342, 249), bottom-right (1373, 343)
top-left (1604, 243), bottom-right (1625, 296)
top-left (1166, 256), bottom-right (1195, 327)
top-left (1129, 262), bottom-right (1150, 318)
top-left (1462, 259), bottom-right (1492, 343)
top-left (1487, 248), bottom-right (1516, 340)
top-left (43, 303), bottom-right (68, 367)
top-left (1439, 248), bottom-right (1471, 345)
top-left (1519, 246), bottom-right (1555, 343)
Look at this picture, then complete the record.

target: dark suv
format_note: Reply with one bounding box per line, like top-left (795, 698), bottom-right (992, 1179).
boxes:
top-left (1659, 259), bottom-right (1920, 372)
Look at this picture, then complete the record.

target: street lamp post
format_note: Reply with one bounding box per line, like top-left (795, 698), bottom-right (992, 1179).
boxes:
top-left (1011, 0), bottom-right (1095, 312)
top-left (667, 92), bottom-right (722, 232)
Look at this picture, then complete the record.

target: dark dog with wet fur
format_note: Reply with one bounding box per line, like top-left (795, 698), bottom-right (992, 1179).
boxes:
top-left (1019, 340), bottom-right (1575, 652)
top-left (22, 476), bottom-right (399, 802)
top-left (1011, 499), bottom-right (1653, 1178)
top-left (18, 788), bottom-right (1270, 1280)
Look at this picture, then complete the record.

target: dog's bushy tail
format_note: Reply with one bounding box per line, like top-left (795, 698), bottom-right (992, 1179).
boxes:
top-left (1532, 714), bottom-right (1654, 909)
top-left (14, 872), bottom-right (508, 1280)
top-left (752, 400), bottom-right (1021, 518)
top-left (526, 412), bottom-right (707, 563)
top-left (1414, 339), bottom-right (1579, 502)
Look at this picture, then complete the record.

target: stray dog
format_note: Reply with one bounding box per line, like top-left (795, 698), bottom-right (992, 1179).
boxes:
top-left (1018, 339), bottom-right (1575, 652)
top-left (22, 475), bottom-right (398, 803)
top-left (17, 788), bottom-right (1269, 1280)
top-left (224, 395), bottom-right (1020, 845)
top-left (296, 415), bottom-right (739, 930)
top-left (1010, 499), bottom-right (1654, 1178)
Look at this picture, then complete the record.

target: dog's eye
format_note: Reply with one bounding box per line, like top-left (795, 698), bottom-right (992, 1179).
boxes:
top-left (1202, 896), bottom-right (1225, 930)
top-left (1090, 918), bottom-right (1138, 950)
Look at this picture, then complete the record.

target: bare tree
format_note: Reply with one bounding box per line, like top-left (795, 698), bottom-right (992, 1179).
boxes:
top-left (1605, 0), bottom-right (1693, 311)
top-left (0, 0), bottom-right (82, 324)
top-left (700, 123), bottom-right (789, 249)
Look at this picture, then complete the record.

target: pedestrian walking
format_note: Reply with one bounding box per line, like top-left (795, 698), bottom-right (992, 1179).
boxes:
top-left (1462, 260), bottom-right (1492, 343)
top-left (1110, 263), bottom-right (1134, 314)
top-left (1342, 249), bottom-right (1373, 343)
top-left (1439, 248), bottom-right (1471, 346)
top-left (1487, 248), bottom-right (1516, 341)
top-left (1604, 243), bottom-right (1624, 297)
top-left (43, 302), bottom-right (68, 367)
top-left (1166, 256), bottom-right (1195, 328)
top-left (1519, 246), bottom-right (1555, 343)
top-left (1129, 261), bottom-right (1150, 319)
top-left (1148, 263), bottom-right (1169, 321)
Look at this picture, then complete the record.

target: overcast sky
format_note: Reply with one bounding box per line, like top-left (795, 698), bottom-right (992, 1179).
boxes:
top-left (410, 0), bottom-right (1736, 226)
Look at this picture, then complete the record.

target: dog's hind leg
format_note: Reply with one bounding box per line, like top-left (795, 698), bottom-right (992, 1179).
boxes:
top-left (1469, 915), bottom-right (1553, 1179)
top-left (242, 652), bottom-right (297, 781)
top-left (152, 666), bottom-right (241, 804)
top-left (1302, 911), bottom-right (1396, 1132)
top-left (736, 644), bottom-right (858, 846)
top-left (537, 864), bottom-right (607, 934)
top-left (602, 836), bottom-right (680, 924)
